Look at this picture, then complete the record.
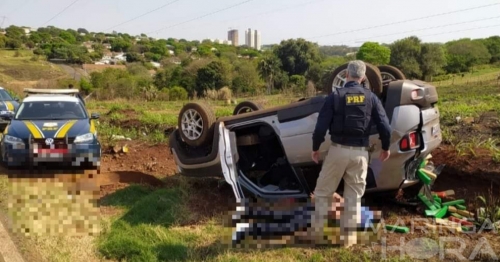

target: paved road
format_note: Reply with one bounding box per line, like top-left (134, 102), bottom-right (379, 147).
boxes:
top-left (55, 64), bottom-right (89, 81)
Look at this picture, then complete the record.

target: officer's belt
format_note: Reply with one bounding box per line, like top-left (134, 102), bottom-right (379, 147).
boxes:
top-left (331, 142), bottom-right (369, 151)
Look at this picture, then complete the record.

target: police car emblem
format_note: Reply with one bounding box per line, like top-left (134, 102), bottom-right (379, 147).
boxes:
top-left (43, 122), bottom-right (58, 127)
top-left (45, 138), bottom-right (54, 145)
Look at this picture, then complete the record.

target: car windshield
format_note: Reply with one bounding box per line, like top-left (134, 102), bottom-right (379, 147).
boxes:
top-left (14, 101), bottom-right (87, 120)
top-left (0, 90), bottom-right (14, 101)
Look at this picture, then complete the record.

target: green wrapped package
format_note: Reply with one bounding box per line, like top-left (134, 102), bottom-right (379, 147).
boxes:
top-left (418, 193), bottom-right (437, 210)
top-left (417, 170), bottom-right (432, 185)
top-left (385, 225), bottom-right (409, 233)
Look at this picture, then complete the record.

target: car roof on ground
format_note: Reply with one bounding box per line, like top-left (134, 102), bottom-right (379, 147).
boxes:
top-left (22, 95), bottom-right (81, 103)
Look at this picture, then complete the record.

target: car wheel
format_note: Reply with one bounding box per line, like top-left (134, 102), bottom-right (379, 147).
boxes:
top-left (378, 65), bottom-right (406, 82)
top-left (233, 101), bottom-right (264, 115)
top-left (178, 102), bottom-right (216, 147)
top-left (326, 62), bottom-right (383, 97)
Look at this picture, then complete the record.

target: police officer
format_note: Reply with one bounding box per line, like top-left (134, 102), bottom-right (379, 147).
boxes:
top-left (309, 60), bottom-right (392, 247)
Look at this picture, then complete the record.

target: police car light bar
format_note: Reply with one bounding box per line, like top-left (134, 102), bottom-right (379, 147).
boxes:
top-left (23, 88), bottom-right (80, 95)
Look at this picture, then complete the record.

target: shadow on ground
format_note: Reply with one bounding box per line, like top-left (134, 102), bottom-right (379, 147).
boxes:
top-left (96, 172), bottom-right (239, 261)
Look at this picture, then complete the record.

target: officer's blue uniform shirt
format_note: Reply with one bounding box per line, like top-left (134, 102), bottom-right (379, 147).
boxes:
top-left (312, 81), bottom-right (392, 152)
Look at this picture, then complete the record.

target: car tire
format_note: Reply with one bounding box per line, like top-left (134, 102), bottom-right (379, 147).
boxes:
top-left (178, 102), bottom-right (216, 147)
top-left (378, 65), bottom-right (406, 81)
top-left (233, 101), bottom-right (264, 115)
top-left (325, 62), bottom-right (383, 97)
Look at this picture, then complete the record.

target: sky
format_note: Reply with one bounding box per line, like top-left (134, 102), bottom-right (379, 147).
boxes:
top-left (1, 0), bottom-right (500, 47)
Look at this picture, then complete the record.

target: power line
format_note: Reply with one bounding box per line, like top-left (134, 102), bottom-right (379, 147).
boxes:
top-left (147, 0), bottom-right (256, 35)
top-left (416, 23), bottom-right (500, 38)
top-left (104, 0), bottom-right (184, 32)
top-left (307, 2), bottom-right (500, 40)
top-left (40, 0), bottom-right (80, 27)
top-left (330, 15), bottom-right (500, 44)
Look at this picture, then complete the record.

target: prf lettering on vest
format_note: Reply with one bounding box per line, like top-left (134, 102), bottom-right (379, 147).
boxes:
top-left (346, 94), bottom-right (366, 105)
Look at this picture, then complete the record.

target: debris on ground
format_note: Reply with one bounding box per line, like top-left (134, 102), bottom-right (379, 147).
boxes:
top-left (111, 135), bottom-right (132, 141)
top-left (111, 145), bottom-right (129, 154)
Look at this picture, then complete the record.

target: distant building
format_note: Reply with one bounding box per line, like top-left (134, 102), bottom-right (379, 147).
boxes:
top-left (245, 28), bottom-right (261, 50)
top-left (254, 30), bottom-right (261, 51)
top-left (228, 29), bottom-right (238, 46)
top-left (245, 28), bottom-right (255, 48)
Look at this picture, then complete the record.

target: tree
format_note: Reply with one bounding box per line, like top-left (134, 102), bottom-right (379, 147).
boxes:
top-left (6, 38), bottom-right (22, 49)
top-left (257, 52), bottom-right (282, 94)
top-left (0, 35), bottom-right (6, 48)
top-left (232, 60), bottom-right (262, 94)
top-left (126, 52), bottom-right (145, 63)
top-left (305, 63), bottom-right (322, 84)
top-left (356, 42), bottom-right (391, 65)
top-left (273, 38), bottom-right (322, 76)
top-left (445, 38), bottom-right (491, 73)
top-left (59, 31), bottom-right (76, 44)
top-left (389, 36), bottom-right (422, 79)
top-left (195, 61), bottom-right (231, 95)
top-left (77, 28), bottom-right (89, 34)
top-left (419, 43), bottom-right (447, 80)
top-left (482, 36), bottom-right (500, 63)
top-left (5, 25), bottom-right (25, 39)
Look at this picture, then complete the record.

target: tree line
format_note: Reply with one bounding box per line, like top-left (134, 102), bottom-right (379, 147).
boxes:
top-left (1, 24), bottom-right (499, 100)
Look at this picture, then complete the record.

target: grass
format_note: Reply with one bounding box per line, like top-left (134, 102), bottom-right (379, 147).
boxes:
top-left (94, 180), bottom-right (412, 262)
top-left (430, 64), bottom-right (500, 87)
top-left (0, 49), bottom-right (66, 89)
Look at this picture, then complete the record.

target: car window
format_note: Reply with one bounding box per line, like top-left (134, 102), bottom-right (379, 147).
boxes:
top-left (14, 101), bottom-right (88, 120)
top-left (0, 90), bottom-right (14, 101)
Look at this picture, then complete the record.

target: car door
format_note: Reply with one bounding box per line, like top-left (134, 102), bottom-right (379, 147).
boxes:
top-left (219, 122), bottom-right (310, 201)
top-left (219, 122), bottom-right (245, 202)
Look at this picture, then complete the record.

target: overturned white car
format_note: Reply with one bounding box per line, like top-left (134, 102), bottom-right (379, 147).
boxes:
top-left (168, 63), bottom-right (443, 202)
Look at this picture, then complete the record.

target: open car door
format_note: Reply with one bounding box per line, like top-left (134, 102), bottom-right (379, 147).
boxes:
top-left (219, 122), bottom-right (311, 201)
top-left (219, 122), bottom-right (245, 202)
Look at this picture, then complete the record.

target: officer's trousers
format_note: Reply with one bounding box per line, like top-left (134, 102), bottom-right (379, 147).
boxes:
top-left (312, 143), bottom-right (369, 246)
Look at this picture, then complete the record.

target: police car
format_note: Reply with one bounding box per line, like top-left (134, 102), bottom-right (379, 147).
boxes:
top-left (0, 88), bottom-right (101, 170)
top-left (169, 63), bottom-right (443, 203)
top-left (0, 86), bottom-right (20, 132)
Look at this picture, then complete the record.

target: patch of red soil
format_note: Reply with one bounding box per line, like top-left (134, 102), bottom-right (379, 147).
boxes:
top-left (431, 144), bottom-right (500, 190)
top-left (101, 141), bottom-right (177, 177)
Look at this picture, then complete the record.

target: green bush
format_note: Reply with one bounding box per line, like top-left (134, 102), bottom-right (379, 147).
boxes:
top-left (169, 86), bottom-right (188, 101)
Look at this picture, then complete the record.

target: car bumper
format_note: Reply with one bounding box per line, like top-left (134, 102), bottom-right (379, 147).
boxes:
top-left (1, 143), bottom-right (101, 169)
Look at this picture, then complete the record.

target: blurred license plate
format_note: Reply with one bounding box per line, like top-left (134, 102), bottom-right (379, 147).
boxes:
top-left (34, 149), bottom-right (68, 154)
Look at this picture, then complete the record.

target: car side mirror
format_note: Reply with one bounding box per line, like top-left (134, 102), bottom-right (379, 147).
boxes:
top-left (90, 113), bottom-right (100, 119)
top-left (14, 98), bottom-right (19, 102)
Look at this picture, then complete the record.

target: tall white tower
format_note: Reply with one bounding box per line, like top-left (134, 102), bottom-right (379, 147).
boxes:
top-left (245, 28), bottom-right (255, 48)
top-left (254, 30), bottom-right (261, 50)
